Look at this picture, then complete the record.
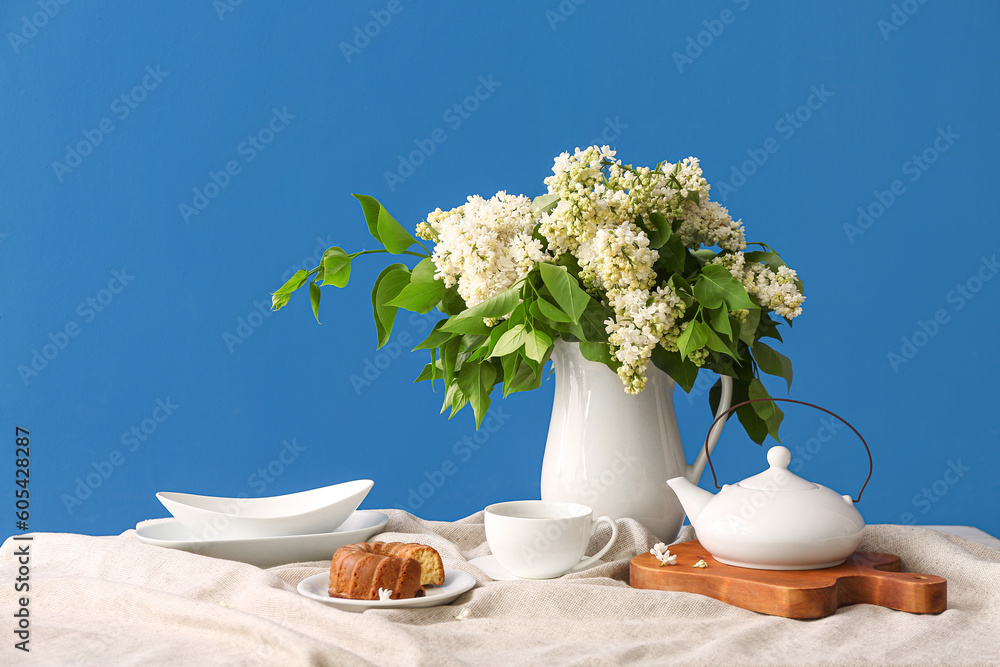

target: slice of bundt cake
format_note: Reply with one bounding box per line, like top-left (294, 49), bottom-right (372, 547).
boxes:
top-left (329, 542), bottom-right (445, 600)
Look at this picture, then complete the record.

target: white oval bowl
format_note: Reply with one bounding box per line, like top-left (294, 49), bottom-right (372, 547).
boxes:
top-left (156, 479), bottom-right (373, 539)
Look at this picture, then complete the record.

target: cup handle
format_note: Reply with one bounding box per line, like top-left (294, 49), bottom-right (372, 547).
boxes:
top-left (570, 516), bottom-right (618, 573)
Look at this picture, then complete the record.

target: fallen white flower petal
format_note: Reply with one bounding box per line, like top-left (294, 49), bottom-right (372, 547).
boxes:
top-left (377, 588), bottom-right (393, 601)
top-left (693, 559), bottom-right (708, 568)
top-left (649, 542), bottom-right (678, 566)
top-left (454, 607), bottom-right (472, 621)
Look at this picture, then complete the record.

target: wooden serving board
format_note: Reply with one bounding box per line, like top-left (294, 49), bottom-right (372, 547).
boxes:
top-left (629, 540), bottom-right (946, 619)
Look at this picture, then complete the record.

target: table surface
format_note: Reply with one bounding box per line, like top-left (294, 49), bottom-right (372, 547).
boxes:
top-left (3, 515), bottom-right (1000, 666)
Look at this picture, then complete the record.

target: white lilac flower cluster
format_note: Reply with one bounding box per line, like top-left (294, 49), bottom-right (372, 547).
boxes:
top-left (711, 252), bottom-right (805, 319)
top-left (416, 191), bottom-right (550, 309)
top-left (538, 147), bottom-right (755, 392)
top-left (417, 146), bottom-right (804, 395)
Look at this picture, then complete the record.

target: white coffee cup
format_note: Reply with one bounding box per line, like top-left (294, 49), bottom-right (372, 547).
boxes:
top-left (484, 500), bottom-right (619, 579)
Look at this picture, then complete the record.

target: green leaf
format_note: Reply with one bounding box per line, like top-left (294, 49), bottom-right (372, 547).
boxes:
top-left (352, 194), bottom-right (415, 254)
top-left (694, 264), bottom-right (757, 311)
top-left (502, 352), bottom-right (547, 395)
top-left (321, 247), bottom-right (352, 288)
top-left (531, 193), bottom-right (560, 214)
top-left (650, 346), bottom-right (699, 393)
top-left (712, 379), bottom-right (768, 445)
top-left (580, 340), bottom-right (619, 370)
top-left (353, 194), bottom-right (383, 241)
top-left (703, 326), bottom-right (738, 357)
top-left (309, 281), bottom-right (321, 323)
top-left (413, 363), bottom-right (434, 383)
top-left (409, 257), bottom-right (437, 282)
top-left (458, 360), bottom-right (498, 428)
top-left (370, 264), bottom-right (410, 348)
top-left (579, 299), bottom-right (614, 342)
top-left (661, 231), bottom-right (687, 274)
top-left (523, 329), bottom-right (552, 363)
top-left (413, 321), bottom-right (453, 351)
top-left (748, 378), bottom-right (784, 442)
top-left (708, 304), bottom-right (732, 340)
top-left (668, 274), bottom-right (695, 309)
top-left (752, 340), bottom-right (794, 391)
top-left (441, 382), bottom-right (468, 417)
top-left (377, 207), bottom-right (415, 254)
top-left (538, 262), bottom-right (589, 321)
top-left (491, 324), bottom-right (526, 357)
top-left (757, 312), bottom-right (784, 342)
top-left (272, 269), bottom-right (309, 310)
top-left (535, 297), bottom-right (573, 323)
top-left (738, 308), bottom-right (761, 344)
top-left (440, 285), bottom-right (520, 334)
top-left (677, 320), bottom-right (709, 360)
top-left (440, 336), bottom-right (461, 386)
top-left (386, 276), bottom-right (445, 313)
top-left (646, 212), bottom-right (672, 249)
top-left (271, 292), bottom-right (291, 311)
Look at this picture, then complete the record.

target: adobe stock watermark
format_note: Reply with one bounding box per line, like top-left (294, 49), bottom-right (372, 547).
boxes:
top-left (672, 0), bottom-right (752, 73)
top-left (714, 84), bottom-right (834, 203)
top-left (396, 407), bottom-right (512, 513)
top-left (545, 0), bottom-right (586, 31)
top-left (587, 116), bottom-right (627, 149)
top-left (340, 0), bottom-right (408, 62)
top-left (213, 0), bottom-right (245, 21)
top-left (887, 254), bottom-right (997, 373)
top-left (384, 75), bottom-right (502, 192)
top-left (16, 268), bottom-right (135, 385)
top-left (278, 235), bottom-right (333, 284)
top-left (223, 298), bottom-right (274, 353)
top-left (349, 312), bottom-right (437, 394)
top-left (877, 0), bottom-right (930, 41)
top-left (7, 0), bottom-right (71, 54)
top-left (179, 106), bottom-right (296, 224)
top-left (194, 438), bottom-right (306, 542)
top-left (50, 65), bottom-right (169, 182)
top-left (61, 397), bottom-right (180, 514)
top-left (844, 126), bottom-right (959, 243)
top-left (223, 236), bottom-right (333, 353)
top-left (899, 458), bottom-right (971, 524)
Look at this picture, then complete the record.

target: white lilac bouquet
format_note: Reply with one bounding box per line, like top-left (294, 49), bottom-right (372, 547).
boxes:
top-left (272, 146), bottom-right (804, 443)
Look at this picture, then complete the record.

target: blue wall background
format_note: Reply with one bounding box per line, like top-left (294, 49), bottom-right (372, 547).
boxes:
top-left (2, 0), bottom-right (998, 540)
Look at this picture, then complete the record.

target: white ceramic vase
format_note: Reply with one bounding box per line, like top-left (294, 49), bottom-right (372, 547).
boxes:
top-left (540, 340), bottom-right (733, 541)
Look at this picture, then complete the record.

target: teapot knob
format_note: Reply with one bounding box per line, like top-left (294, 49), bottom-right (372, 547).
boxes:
top-left (767, 446), bottom-right (792, 469)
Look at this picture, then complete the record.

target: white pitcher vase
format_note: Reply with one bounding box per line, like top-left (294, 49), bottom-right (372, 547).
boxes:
top-left (540, 339), bottom-right (733, 541)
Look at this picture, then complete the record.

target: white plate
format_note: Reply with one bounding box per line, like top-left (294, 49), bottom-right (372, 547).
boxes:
top-left (134, 510), bottom-right (388, 568)
top-left (467, 554), bottom-right (606, 581)
top-left (156, 479), bottom-right (373, 539)
top-left (298, 569), bottom-right (476, 612)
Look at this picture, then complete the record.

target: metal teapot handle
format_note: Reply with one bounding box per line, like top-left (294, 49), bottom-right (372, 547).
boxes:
top-left (703, 398), bottom-right (873, 503)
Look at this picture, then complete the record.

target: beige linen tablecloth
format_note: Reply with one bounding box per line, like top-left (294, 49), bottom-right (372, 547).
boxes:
top-left (3, 511), bottom-right (999, 666)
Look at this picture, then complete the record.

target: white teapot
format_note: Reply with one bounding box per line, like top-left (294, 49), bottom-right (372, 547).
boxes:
top-left (666, 399), bottom-right (870, 571)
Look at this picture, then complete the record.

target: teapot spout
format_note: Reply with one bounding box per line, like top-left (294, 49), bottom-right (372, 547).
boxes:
top-left (667, 477), bottom-right (714, 526)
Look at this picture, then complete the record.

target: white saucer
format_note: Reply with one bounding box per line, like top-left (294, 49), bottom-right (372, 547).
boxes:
top-left (466, 554), bottom-right (606, 581)
top-left (134, 510), bottom-right (388, 568)
top-left (298, 569), bottom-right (475, 612)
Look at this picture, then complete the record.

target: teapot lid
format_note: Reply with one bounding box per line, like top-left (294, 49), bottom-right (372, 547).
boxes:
top-left (738, 446), bottom-right (817, 491)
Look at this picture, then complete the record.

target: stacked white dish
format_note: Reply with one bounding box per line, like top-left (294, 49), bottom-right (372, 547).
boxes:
top-left (135, 480), bottom-right (385, 568)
